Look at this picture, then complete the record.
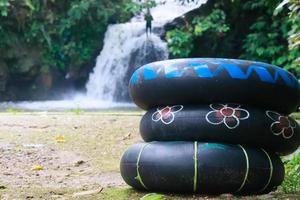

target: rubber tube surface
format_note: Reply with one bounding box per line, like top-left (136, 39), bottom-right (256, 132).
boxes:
top-left (129, 58), bottom-right (300, 114)
top-left (120, 142), bottom-right (284, 194)
top-left (140, 104), bottom-right (300, 155)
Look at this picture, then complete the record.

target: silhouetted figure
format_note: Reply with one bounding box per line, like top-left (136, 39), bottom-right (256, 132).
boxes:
top-left (145, 8), bottom-right (153, 37)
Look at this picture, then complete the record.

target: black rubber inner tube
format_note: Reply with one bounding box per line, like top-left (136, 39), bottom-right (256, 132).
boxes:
top-left (140, 104), bottom-right (300, 155)
top-left (129, 58), bottom-right (300, 114)
top-left (120, 142), bottom-right (284, 195)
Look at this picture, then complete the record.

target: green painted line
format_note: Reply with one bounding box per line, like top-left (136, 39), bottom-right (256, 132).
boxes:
top-left (236, 145), bottom-right (249, 193)
top-left (193, 141), bottom-right (198, 192)
top-left (259, 148), bottom-right (273, 192)
top-left (135, 144), bottom-right (149, 189)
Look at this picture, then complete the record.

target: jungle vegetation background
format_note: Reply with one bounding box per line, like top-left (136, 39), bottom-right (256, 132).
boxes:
top-left (0, 0), bottom-right (299, 80)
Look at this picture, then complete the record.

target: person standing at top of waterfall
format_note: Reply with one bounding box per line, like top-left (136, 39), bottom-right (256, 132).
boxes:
top-left (145, 8), bottom-right (153, 37)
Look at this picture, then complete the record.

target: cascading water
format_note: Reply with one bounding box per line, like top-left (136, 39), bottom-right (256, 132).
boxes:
top-left (0, 0), bottom-right (206, 110)
top-left (85, 0), bottom-right (205, 102)
top-left (85, 23), bottom-right (168, 101)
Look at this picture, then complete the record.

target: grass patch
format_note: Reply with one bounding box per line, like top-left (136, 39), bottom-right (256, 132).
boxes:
top-left (5, 107), bottom-right (24, 114)
top-left (281, 153), bottom-right (300, 193)
top-left (291, 112), bottom-right (300, 120)
top-left (64, 107), bottom-right (84, 115)
top-left (100, 188), bottom-right (142, 200)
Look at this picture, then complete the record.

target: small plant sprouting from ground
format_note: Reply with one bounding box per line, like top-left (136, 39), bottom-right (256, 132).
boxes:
top-left (65, 106), bottom-right (84, 115)
top-left (71, 108), bottom-right (83, 115)
top-left (5, 107), bottom-right (23, 114)
top-left (140, 193), bottom-right (164, 200)
top-left (281, 153), bottom-right (300, 193)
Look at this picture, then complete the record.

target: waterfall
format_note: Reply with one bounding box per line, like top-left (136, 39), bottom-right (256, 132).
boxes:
top-left (85, 23), bottom-right (168, 101)
top-left (0, 0), bottom-right (206, 111)
top-left (86, 0), bottom-right (205, 102)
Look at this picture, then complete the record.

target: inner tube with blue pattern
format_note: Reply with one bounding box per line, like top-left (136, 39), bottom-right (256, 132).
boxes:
top-left (140, 104), bottom-right (300, 155)
top-left (129, 58), bottom-right (300, 114)
top-left (120, 142), bottom-right (284, 195)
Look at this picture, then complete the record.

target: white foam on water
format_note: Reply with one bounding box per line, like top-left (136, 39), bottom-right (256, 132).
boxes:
top-left (0, 99), bottom-right (135, 111)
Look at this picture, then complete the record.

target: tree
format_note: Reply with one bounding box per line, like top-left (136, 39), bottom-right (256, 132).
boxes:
top-left (0, 0), bottom-right (132, 72)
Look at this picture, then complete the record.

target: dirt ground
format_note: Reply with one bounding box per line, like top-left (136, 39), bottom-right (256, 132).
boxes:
top-left (0, 111), bottom-right (144, 199)
top-left (0, 111), bottom-right (299, 200)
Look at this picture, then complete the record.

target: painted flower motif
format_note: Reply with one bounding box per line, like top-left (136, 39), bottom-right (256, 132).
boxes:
top-left (266, 111), bottom-right (297, 139)
top-left (152, 105), bottom-right (183, 124)
top-left (205, 104), bottom-right (250, 129)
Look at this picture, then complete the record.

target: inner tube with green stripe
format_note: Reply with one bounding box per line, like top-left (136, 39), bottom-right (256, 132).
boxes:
top-left (120, 142), bottom-right (284, 195)
top-left (140, 104), bottom-right (300, 155)
top-left (129, 58), bottom-right (300, 114)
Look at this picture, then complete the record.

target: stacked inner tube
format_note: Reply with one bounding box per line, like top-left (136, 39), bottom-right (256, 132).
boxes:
top-left (120, 58), bottom-right (300, 195)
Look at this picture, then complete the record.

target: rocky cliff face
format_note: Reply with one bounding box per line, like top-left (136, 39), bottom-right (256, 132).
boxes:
top-left (0, 40), bottom-right (94, 101)
top-left (116, 34), bottom-right (168, 101)
top-left (164, 1), bottom-right (213, 33)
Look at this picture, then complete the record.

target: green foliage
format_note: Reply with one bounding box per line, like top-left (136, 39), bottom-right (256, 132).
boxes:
top-left (0, 0), bottom-right (10, 16)
top-left (65, 107), bottom-right (84, 115)
top-left (167, 0), bottom-right (299, 80)
top-left (193, 9), bottom-right (229, 36)
top-left (291, 112), bottom-right (300, 120)
top-left (166, 27), bottom-right (194, 57)
top-left (276, 0), bottom-right (300, 78)
top-left (241, 16), bottom-right (290, 65)
top-left (140, 193), bottom-right (164, 200)
top-left (281, 153), bottom-right (300, 193)
top-left (24, 0), bottom-right (35, 11)
top-left (125, 0), bottom-right (157, 15)
top-left (241, 0), bottom-right (300, 78)
top-left (166, 9), bottom-right (230, 58)
top-left (0, 0), bottom-right (132, 72)
top-left (287, 1), bottom-right (300, 50)
top-left (5, 107), bottom-right (24, 114)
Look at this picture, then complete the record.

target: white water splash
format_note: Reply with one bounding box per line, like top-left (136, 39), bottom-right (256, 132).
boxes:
top-left (85, 23), bottom-right (168, 101)
top-left (0, 99), bottom-right (135, 111)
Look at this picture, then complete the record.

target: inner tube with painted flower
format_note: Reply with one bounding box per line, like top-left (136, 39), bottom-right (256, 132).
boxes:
top-left (129, 58), bottom-right (300, 114)
top-left (120, 142), bottom-right (284, 194)
top-left (140, 104), bottom-right (300, 155)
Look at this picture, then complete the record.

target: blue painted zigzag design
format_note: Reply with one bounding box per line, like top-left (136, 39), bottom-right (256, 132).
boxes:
top-left (130, 62), bottom-right (299, 89)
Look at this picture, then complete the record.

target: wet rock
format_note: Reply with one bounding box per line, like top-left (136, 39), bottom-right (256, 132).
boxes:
top-left (115, 37), bottom-right (168, 101)
top-left (0, 60), bottom-right (8, 92)
top-left (34, 65), bottom-right (53, 99)
top-left (164, 0), bottom-right (213, 32)
top-left (8, 46), bottom-right (41, 81)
